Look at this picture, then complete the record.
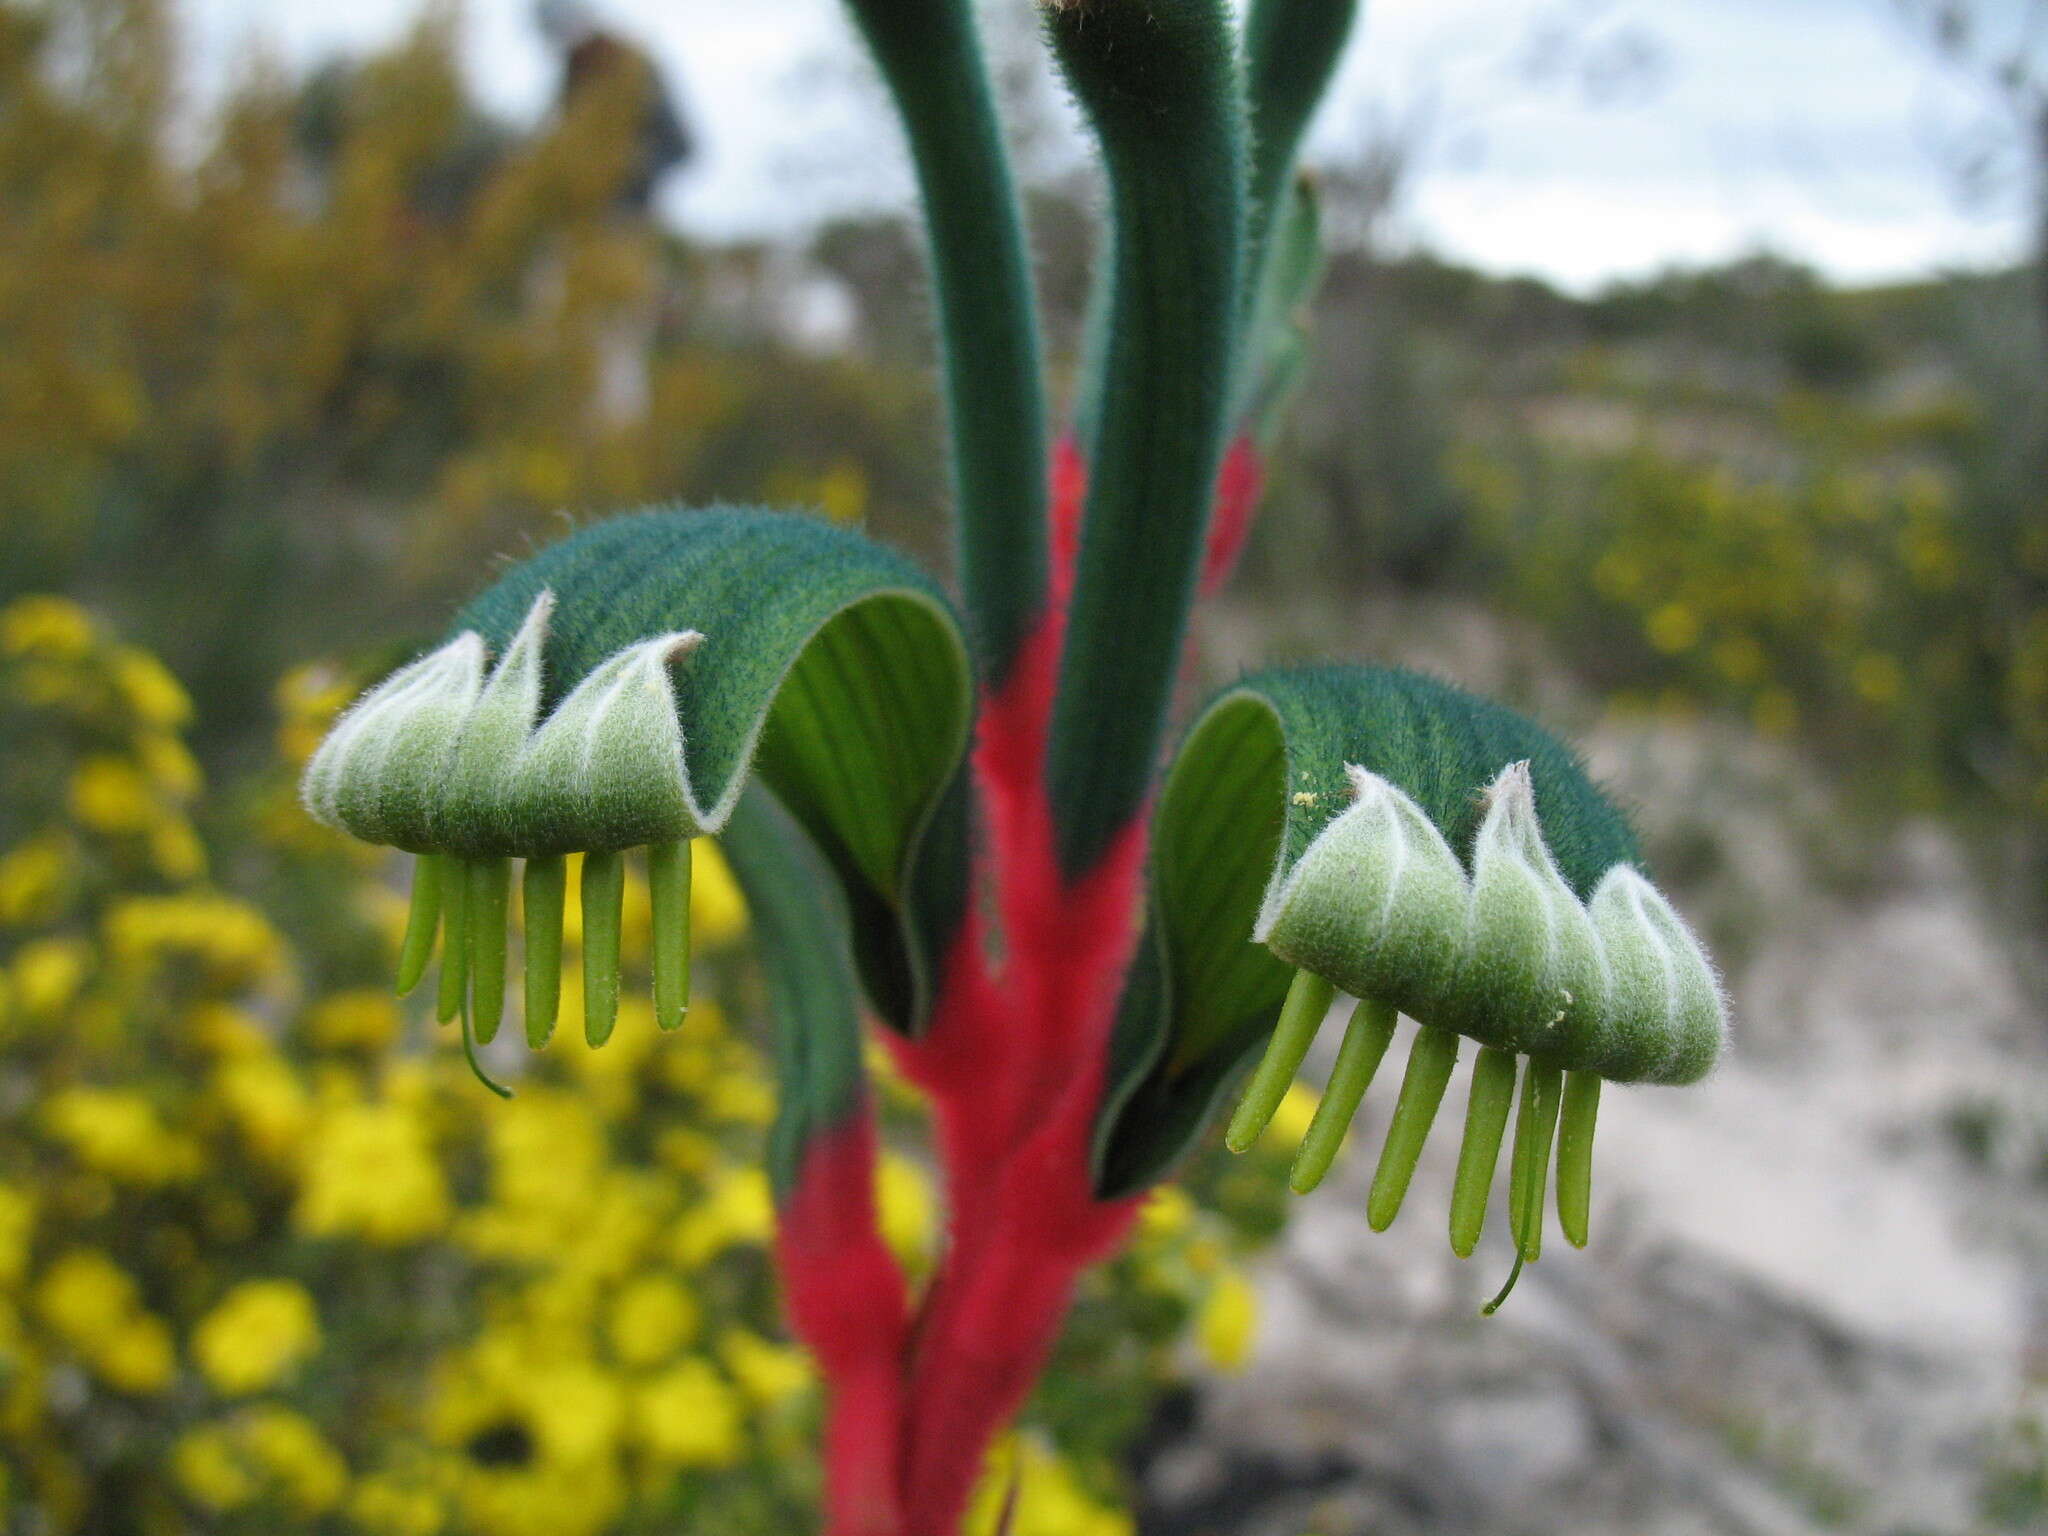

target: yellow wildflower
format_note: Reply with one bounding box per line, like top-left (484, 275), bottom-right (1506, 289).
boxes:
top-left (349, 1470), bottom-right (446, 1536)
top-left (969, 1437), bottom-right (1134, 1536)
top-left (1138, 1186), bottom-right (1195, 1242)
top-left (96, 1314), bottom-right (177, 1394)
top-left (0, 834), bottom-right (73, 927)
top-left (110, 644), bottom-right (192, 729)
top-left (173, 1424), bottom-right (256, 1512)
top-left (1196, 1270), bottom-right (1259, 1374)
top-left (305, 989), bottom-right (403, 1050)
top-left (105, 893), bottom-right (288, 992)
top-left (691, 839), bottom-right (748, 948)
top-left (672, 1167), bottom-right (773, 1266)
top-left (1644, 601), bottom-right (1701, 655)
top-left (877, 1153), bottom-right (936, 1274)
top-left (0, 1184), bottom-right (35, 1288)
top-left (214, 1052), bottom-right (312, 1161)
top-left (42, 1087), bottom-right (202, 1186)
top-left (608, 1274), bottom-right (699, 1368)
top-left (37, 1250), bottom-right (178, 1394)
top-left (0, 596), bottom-right (94, 660)
top-left (699, 1063), bottom-right (775, 1126)
top-left (134, 731), bottom-right (202, 796)
top-left (67, 757), bottom-right (158, 835)
top-left (718, 1328), bottom-right (813, 1407)
top-left (193, 1279), bottom-right (322, 1395)
top-left (296, 1101), bottom-right (450, 1245)
top-left (241, 1405), bottom-right (349, 1513)
top-left (1262, 1082), bottom-right (1319, 1151)
top-left (633, 1359), bottom-right (744, 1467)
top-left (12, 937), bottom-right (91, 1016)
top-left (147, 818), bottom-right (207, 881)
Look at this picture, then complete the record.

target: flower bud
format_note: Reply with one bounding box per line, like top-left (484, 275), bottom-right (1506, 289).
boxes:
top-left (1586, 865), bottom-right (1725, 1085)
top-left (1446, 762), bottom-right (1607, 1058)
top-left (1255, 764), bottom-right (1468, 1019)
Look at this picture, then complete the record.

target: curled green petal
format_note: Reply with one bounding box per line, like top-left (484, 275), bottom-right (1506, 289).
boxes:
top-left (581, 850), bottom-right (624, 1048)
top-left (648, 839), bottom-right (692, 1032)
top-left (1555, 1071), bottom-right (1603, 1249)
top-left (1450, 762), bottom-right (1608, 1056)
top-left (1367, 1024), bottom-right (1460, 1232)
top-left (523, 855), bottom-right (566, 1048)
top-left (466, 858), bottom-right (511, 1046)
top-left (1289, 997), bottom-right (1397, 1194)
top-left (1257, 765), bottom-right (1469, 1021)
top-left (1450, 1045), bottom-right (1518, 1258)
top-left (436, 855), bottom-right (469, 1025)
top-left (395, 855), bottom-right (443, 997)
top-left (1226, 968), bottom-right (1334, 1153)
top-left (1588, 865), bottom-right (1727, 1084)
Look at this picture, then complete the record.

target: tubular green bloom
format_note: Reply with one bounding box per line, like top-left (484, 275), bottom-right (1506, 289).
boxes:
top-left (1257, 759), bottom-right (1724, 1087)
top-left (302, 589), bottom-right (706, 1074)
top-left (1239, 753), bottom-right (1726, 1304)
top-left (304, 591), bottom-right (709, 858)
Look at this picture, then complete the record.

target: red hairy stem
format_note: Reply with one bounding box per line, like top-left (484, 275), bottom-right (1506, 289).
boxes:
top-left (787, 435), bottom-right (1263, 1534)
top-left (889, 596), bottom-right (1147, 1534)
top-left (776, 1111), bottom-right (913, 1536)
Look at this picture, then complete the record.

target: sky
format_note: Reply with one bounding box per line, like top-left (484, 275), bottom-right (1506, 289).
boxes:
top-left (180, 0), bottom-right (2037, 294)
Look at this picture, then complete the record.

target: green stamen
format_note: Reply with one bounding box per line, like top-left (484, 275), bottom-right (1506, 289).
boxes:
top-left (395, 855), bottom-right (442, 996)
top-left (648, 839), bottom-right (692, 1032)
top-left (1289, 997), bottom-right (1398, 1194)
top-left (581, 849), bottom-right (624, 1048)
top-left (1555, 1071), bottom-right (1603, 1249)
top-left (523, 855), bottom-right (565, 1049)
top-left (1367, 1024), bottom-right (1461, 1231)
top-left (436, 853), bottom-right (469, 1024)
top-left (1226, 968), bottom-right (1336, 1153)
top-left (461, 999), bottom-right (513, 1099)
top-left (466, 858), bottom-right (511, 1046)
top-left (1486, 1058), bottom-right (1564, 1314)
top-left (1450, 1046), bottom-right (1517, 1259)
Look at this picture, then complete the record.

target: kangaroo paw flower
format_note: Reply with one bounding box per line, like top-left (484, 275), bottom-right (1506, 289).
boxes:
top-left (1093, 666), bottom-right (1729, 1309)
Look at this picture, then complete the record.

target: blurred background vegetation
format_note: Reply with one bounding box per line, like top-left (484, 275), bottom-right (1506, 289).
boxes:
top-left (0, 0), bottom-right (2043, 1531)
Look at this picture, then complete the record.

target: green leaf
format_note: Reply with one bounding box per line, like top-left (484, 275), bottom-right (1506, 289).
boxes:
top-left (841, 0), bottom-right (1049, 685)
top-left (306, 506), bottom-right (974, 1034)
top-left (1093, 664), bottom-right (1644, 1197)
top-left (1233, 175), bottom-right (1324, 445)
top-left (1241, 0), bottom-right (1357, 309)
top-left (718, 785), bottom-right (869, 1201)
top-left (1044, 0), bottom-right (1247, 878)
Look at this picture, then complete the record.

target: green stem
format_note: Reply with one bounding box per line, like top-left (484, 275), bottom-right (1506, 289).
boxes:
top-left (523, 855), bottom-right (565, 1048)
top-left (1044, 0), bottom-right (1245, 878)
top-left (1240, 0), bottom-right (1357, 330)
top-left (1225, 968), bottom-right (1336, 1152)
top-left (1366, 1024), bottom-right (1460, 1231)
top-left (395, 855), bottom-right (442, 997)
top-left (839, 0), bottom-right (1047, 683)
top-left (581, 850), bottom-right (624, 1049)
top-left (1289, 997), bottom-right (1398, 1194)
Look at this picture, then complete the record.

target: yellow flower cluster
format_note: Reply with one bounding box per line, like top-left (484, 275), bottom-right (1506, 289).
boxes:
top-left (1460, 425), bottom-right (2037, 811)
